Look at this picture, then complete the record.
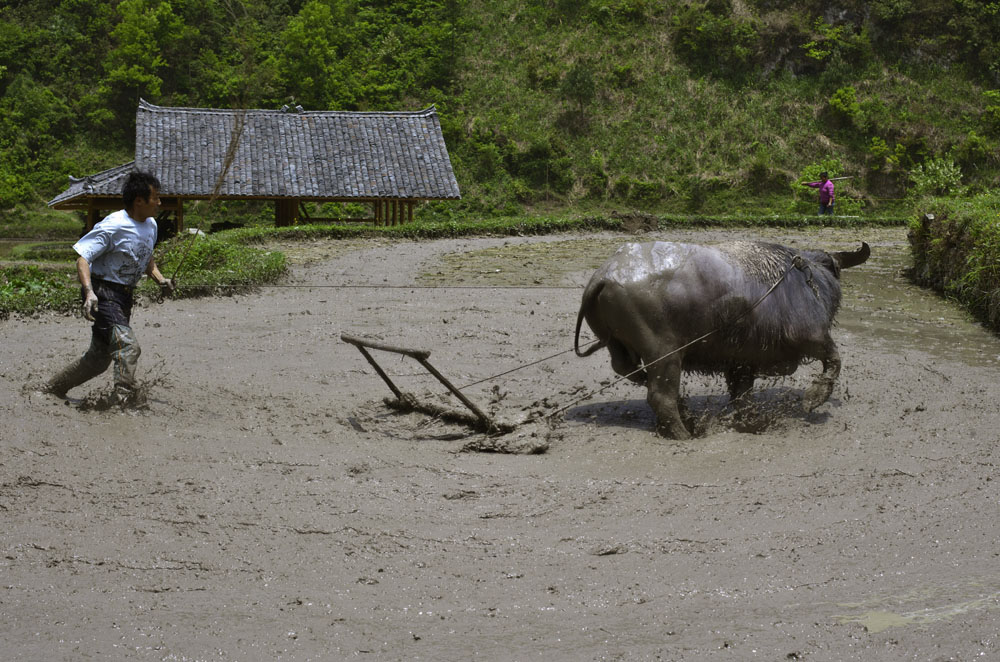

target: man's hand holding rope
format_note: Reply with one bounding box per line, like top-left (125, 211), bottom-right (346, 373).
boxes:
top-left (158, 277), bottom-right (176, 299)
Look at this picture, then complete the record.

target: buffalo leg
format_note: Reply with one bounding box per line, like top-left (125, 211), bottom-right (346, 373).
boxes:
top-left (645, 355), bottom-right (690, 440)
top-left (803, 337), bottom-right (841, 411)
top-left (725, 365), bottom-right (755, 401)
top-left (608, 339), bottom-right (646, 385)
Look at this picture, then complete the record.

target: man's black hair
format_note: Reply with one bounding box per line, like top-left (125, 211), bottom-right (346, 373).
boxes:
top-left (122, 170), bottom-right (161, 208)
top-left (820, 171), bottom-right (829, 179)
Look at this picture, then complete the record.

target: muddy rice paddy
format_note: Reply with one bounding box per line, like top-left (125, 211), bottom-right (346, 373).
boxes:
top-left (3, 226), bottom-right (1000, 660)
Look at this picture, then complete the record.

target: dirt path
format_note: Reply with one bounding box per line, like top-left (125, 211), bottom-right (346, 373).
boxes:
top-left (3, 226), bottom-right (1000, 660)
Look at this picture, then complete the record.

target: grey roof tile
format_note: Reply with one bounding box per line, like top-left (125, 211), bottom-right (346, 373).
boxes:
top-left (50, 100), bottom-right (461, 207)
top-left (47, 161), bottom-right (135, 206)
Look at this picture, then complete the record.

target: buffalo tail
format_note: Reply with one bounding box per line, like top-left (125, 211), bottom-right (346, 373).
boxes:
top-left (574, 281), bottom-right (606, 357)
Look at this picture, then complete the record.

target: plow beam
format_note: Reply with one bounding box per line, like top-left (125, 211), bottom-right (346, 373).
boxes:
top-left (341, 333), bottom-right (511, 434)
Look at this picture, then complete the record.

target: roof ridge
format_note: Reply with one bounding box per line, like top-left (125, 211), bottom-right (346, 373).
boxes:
top-left (138, 98), bottom-right (437, 117)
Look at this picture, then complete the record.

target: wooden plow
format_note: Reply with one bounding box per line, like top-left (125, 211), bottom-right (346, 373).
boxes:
top-left (341, 334), bottom-right (514, 435)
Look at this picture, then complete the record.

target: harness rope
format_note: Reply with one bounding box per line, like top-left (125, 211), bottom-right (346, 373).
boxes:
top-left (225, 284), bottom-right (585, 289)
top-left (376, 255), bottom-right (809, 429)
top-left (207, 255), bottom-right (808, 429)
top-left (457, 339), bottom-right (601, 390)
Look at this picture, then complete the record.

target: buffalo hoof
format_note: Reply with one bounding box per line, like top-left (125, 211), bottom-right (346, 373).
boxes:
top-left (655, 419), bottom-right (692, 440)
top-left (802, 378), bottom-right (835, 411)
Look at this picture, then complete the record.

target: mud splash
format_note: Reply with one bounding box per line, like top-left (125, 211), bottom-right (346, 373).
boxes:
top-left (76, 384), bottom-right (151, 412)
top-left (73, 362), bottom-right (169, 412)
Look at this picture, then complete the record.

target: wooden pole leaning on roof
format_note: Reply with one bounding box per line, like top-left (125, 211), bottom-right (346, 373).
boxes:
top-left (164, 108), bottom-right (246, 291)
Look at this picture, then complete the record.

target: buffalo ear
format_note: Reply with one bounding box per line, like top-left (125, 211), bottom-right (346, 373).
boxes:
top-left (832, 242), bottom-right (870, 269)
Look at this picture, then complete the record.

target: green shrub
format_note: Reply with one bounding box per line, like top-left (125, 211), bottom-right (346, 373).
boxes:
top-left (746, 149), bottom-right (789, 194)
top-left (11, 242), bottom-right (78, 262)
top-left (582, 151), bottom-right (609, 199)
top-left (560, 60), bottom-right (596, 112)
top-left (909, 157), bottom-right (964, 197)
top-left (0, 265), bottom-right (78, 317)
top-left (585, 0), bottom-right (653, 27)
top-left (953, 131), bottom-right (993, 176)
top-left (685, 176), bottom-right (731, 212)
top-left (828, 86), bottom-right (865, 130)
top-left (802, 18), bottom-right (864, 66)
top-left (670, 2), bottom-right (758, 78)
top-left (150, 235), bottom-right (287, 296)
top-left (506, 139), bottom-right (574, 196)
top-left (983, 90), bottom-right (1000, 136)
top-left (867, 136), bottom-right (894, 171)
top-left (0, 207), bottom-right (82, 239)
top-left (609, 176), bottom-right (665, 204)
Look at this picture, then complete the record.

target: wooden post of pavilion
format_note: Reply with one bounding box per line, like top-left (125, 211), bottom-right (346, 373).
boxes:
top-left (87, 202), bottom-right (101, 232)
top-left (275, 198), bottom-right (299, 226)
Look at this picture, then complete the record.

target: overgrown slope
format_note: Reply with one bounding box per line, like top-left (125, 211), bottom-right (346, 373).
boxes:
top-left (2, 0), bottom-right (999, 223)
top-left (443, 0), bottom-right (1000, 216)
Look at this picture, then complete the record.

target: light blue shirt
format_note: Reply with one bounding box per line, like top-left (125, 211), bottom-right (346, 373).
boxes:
top-left (74, 209), bottom-right (158, 287)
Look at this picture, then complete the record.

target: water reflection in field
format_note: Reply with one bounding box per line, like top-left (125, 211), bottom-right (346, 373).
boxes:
top-left (836, 234), bottom-right (1000, 368)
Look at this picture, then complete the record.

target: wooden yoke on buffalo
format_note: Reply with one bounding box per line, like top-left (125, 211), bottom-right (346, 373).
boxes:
top-left (341, 333), bottom-right (513, 435)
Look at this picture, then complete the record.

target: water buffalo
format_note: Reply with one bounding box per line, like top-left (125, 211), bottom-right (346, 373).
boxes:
top-left (574, 240), bottom-right (870, 438)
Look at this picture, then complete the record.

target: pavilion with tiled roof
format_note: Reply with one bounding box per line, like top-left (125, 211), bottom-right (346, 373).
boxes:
top-left (49, 99), bottom-right (461, 232)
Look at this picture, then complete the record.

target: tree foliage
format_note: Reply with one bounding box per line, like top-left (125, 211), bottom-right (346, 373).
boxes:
top-left (275, 0), bottom-right (357, 109)
top-left (0, 0), bottom-right (998, 216)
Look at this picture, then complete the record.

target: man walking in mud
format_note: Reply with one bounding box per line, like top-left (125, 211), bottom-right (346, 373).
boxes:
top-left (45, 170), bottom-right (174, 403)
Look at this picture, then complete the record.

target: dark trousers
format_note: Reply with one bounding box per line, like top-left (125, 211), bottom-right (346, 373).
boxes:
top-left (47, 279), bottom-right (142, 395)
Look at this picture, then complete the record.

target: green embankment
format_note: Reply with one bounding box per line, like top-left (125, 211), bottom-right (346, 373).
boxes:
top-left (908, 196), bottom-right (1000, 330)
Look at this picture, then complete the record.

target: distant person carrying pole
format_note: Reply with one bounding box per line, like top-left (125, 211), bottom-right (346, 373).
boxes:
top-left (45, 170), bottom-right (175, 403)
top-left (802, 171), bottom-right (836, 215)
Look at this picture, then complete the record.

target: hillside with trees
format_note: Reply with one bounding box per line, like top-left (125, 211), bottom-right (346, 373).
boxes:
top-left (2, 0), bottom-right (999, 223)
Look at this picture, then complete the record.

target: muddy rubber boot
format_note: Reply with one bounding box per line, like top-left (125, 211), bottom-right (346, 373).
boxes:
top-left (109, 324), bottom-right (141, 391)
top-left (45, 349), bottom-right (112, 397)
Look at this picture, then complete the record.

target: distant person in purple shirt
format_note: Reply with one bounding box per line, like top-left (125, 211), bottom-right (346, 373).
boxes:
top-left (802, 172), bottom-right (835, 215)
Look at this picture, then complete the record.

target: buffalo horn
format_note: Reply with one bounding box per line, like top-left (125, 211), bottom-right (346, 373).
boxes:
top-left (832, 242), bottom-right (870, 269)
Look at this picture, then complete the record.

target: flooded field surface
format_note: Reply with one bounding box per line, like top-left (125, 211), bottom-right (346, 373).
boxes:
top-left (3, 227), bottom-right (999, 660)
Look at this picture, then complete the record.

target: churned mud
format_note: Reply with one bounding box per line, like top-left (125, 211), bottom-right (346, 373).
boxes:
top-left (3, 225), bottom-right (1000, 660)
